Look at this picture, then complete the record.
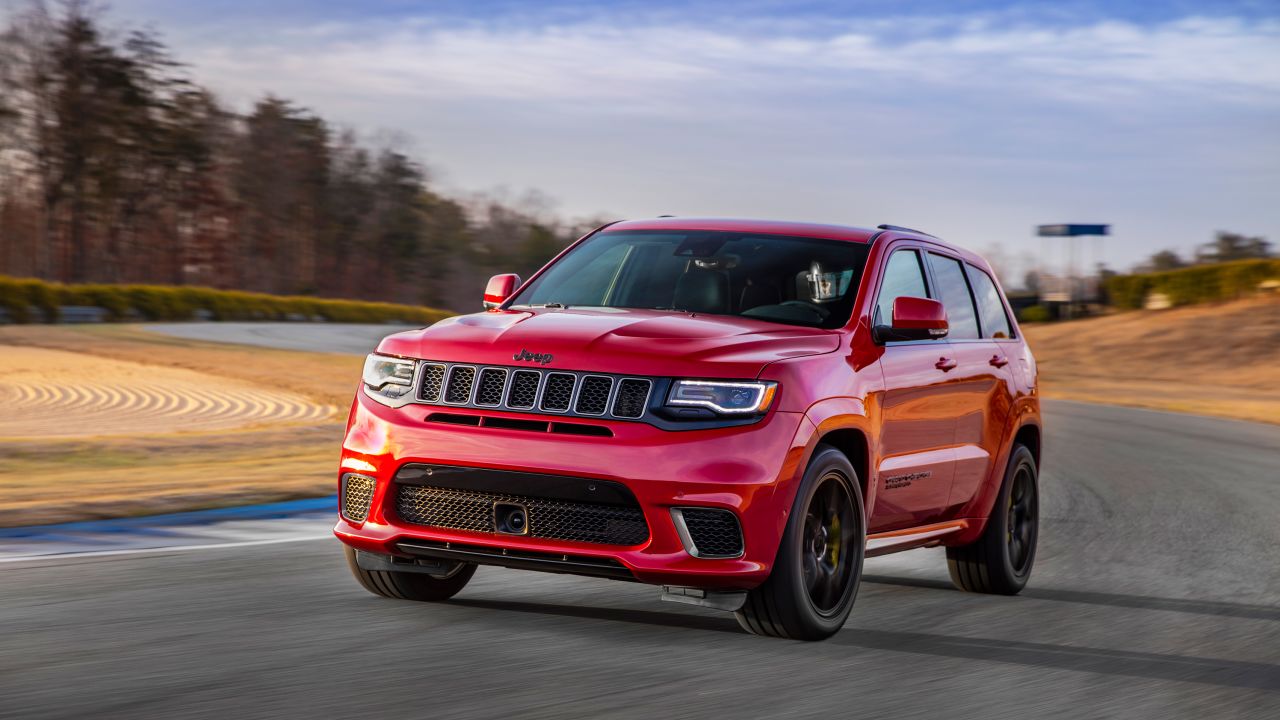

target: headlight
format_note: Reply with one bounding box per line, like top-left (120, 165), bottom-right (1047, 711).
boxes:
top-left (666, 380), bottom-right (777, 415)
top-left (362, 354), bottom-right (416, 401)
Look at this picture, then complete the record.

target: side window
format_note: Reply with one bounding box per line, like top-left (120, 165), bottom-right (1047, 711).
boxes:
top-left (874, 249), bottom-right (929, 327)
top-left (966, 265), bottom-right (1013, 339)
top-left (925, 253), bottom-right (980, 340)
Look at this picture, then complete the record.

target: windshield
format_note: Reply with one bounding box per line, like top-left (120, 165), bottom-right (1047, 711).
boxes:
top-left (510, 230), bottom-right (870, 329)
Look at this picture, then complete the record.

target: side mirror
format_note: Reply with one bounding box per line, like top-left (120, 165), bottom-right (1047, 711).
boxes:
top-left (874, 296), bottom-right (948, 343)
top-left (483, 273), bottom-right (522, 310)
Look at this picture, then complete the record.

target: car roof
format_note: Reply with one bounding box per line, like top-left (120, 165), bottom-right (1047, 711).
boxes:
top-left (604, 217), bottom-right (881, 244)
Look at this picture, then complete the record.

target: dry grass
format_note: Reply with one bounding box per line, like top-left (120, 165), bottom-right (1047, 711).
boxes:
top-left (0, 324), bottom-right (362, 408)
top-left (1023, 296), bottom-right (1280, 425)
top-left (2, 300), bottom-right (1275, 526)
top-left (0, 427), bottom-right (341, 526)
top-left (0, 325), bottom-right (359, 526)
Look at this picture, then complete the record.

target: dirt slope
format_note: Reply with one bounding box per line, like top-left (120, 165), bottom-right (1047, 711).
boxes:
top-left (1023, 296), bottom-right (1280, 424)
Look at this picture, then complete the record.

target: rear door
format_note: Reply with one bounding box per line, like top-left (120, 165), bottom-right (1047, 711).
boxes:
top-left (951, 262), bottom-right (1020, 506)
top-left (921, 252), bottom-right (1014, 509)
top-left (872, 246), bottom-right (960, 529)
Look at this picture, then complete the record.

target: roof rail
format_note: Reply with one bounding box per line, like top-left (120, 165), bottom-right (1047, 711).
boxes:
top-left (877, 223), bottom-right (936, 238)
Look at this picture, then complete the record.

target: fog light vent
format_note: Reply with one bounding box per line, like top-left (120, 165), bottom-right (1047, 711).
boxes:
top-left (672, 507), bottom-right (743, 558)
top-left (341, 474), bottom-right (376, 523)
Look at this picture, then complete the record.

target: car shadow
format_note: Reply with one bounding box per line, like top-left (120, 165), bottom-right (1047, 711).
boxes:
top-left (451, 597), bottom-right (742, 634)
top-left (863, 574), bottom-right (1280, 621)
top-left (454, 594), bottom-right (1280, 692)
top-left (830, 627), bottom-right (1280, 692)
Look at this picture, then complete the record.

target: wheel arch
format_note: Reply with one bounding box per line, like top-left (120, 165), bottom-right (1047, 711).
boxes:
top-left (801, 398), bottom-right (876, 514)
top-left (816, 428), bottom-right (870, 501)
top-left (1013, 422), bottom-right (1041, 469)
top-left (948, 416), bottom-right (1042, 545)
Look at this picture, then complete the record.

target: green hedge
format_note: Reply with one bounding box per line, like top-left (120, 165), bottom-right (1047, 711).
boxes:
top-left (0, 276), bottom-right (453, 325)
top-left (1018, 305), bottom-right (1051, 323)
top-left (1105, 259), bottom-right (1280, 310)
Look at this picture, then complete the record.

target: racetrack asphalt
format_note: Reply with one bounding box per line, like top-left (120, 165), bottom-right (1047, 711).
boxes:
top-left (2, 324), bottom-right (1277, 718)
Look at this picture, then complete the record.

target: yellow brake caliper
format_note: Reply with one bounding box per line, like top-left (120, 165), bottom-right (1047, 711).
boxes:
top-left (829, 515), bottom-right (841, 565)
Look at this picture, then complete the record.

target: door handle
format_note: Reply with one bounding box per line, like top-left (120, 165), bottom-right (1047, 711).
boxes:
top-left (989, 354), bottom-right (1009, 368)
top-left (935, 357), bottom-right (957, 372)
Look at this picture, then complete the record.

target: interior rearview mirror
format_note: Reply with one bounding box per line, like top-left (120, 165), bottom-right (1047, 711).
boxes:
top-left (483, 273), bottom-right (522, 310)
top-left (874, 296), bottom-right (949, 343)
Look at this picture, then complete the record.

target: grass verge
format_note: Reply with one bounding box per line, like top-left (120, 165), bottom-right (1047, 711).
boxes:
top-left (0, 325), bottom-right (360, 526)
top-left (1023, 296), bottom-right (1280, 425)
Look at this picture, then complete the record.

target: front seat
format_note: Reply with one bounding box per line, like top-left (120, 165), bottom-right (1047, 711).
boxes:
top-left (740, 278), bottom-right (781, 311)
top-left (673, 269), bottom-right (730, 314)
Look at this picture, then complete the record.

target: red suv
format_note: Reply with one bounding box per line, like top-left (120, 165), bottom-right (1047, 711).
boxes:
top-left (336, 217), bottom-right (1041, 640)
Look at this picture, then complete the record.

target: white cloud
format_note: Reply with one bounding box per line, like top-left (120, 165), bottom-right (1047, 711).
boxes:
top-left (164, 12), bottom-right (1280, 269)
top-left (188, 16), bottom-right (1280, 108)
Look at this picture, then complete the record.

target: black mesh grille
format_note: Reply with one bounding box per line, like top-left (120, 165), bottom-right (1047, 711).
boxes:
top-left (612, 379), bottom-right (651, 419)
top-left (475, 368), bottom-right (507, 406)
top-left (341, 474), bottom-right (376, 523)
top-left (574, 376), bottom-right (613, 415)
top-left (396, 485), bottom-right (649, 546)
top-left (445, 366), bottom-right (476, 404)
top-left (507, 370), bottom-right (540, 409)
top-left (420, 364), bottom-right (446, 402)
top-left (540, 373), bottom-right (576, 412)
top-left (680, 508), bottom-right (743, 557)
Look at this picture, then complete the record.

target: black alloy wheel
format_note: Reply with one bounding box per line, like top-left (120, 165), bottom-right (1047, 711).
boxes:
top-left (802, 473), bottom-right (860, 616)
top-left (946, 443), bottom-right (1039, 594)
top-left (736, 445), bottom-right (865, 640)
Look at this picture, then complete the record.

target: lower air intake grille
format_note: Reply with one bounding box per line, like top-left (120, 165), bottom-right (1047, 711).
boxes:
top-left (341, 474), bottom-right (376, 523)
top-left (396, 485), bottom-right (650, 546)
top-left (678, 507), bottom-right (743, 558)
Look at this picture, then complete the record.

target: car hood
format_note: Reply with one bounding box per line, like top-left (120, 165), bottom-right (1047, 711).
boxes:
top-left (376, 307), bottom-right (840, 378)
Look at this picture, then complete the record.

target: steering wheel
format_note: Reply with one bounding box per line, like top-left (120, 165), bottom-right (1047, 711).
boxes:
top-left (780, 300), bottom-right (830, 321)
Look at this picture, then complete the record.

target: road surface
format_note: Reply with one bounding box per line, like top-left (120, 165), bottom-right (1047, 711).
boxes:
top-left (2, 324), bottom-right (1277, 718)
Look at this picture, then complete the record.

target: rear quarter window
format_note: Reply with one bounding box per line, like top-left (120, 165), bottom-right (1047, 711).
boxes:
top-left (966, 265), bottom-right (1014, 339)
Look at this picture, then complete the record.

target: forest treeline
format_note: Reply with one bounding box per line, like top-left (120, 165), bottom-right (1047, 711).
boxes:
top-left (0, 3), bottom-right (603, 311)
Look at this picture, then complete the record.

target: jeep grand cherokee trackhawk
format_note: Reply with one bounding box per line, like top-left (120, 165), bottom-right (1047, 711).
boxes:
top-left (335, 217), bottom-right (1042, 641)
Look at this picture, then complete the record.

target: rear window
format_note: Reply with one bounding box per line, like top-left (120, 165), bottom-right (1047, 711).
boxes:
top-left (925, 253), bottom-right (980, 340)
top-left (966, 265), bottom-right (1013, 339)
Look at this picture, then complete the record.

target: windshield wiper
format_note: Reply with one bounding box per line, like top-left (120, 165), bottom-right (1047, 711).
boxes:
top-left (524, 303), bottom-right (568, 309)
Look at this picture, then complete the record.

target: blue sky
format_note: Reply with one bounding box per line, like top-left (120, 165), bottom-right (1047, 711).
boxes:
top-left (95, 0), bottom-right (1280, 278)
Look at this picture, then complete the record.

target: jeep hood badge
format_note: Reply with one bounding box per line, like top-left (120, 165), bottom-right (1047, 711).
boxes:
top-left (513, 349), bottom-right (554, 365)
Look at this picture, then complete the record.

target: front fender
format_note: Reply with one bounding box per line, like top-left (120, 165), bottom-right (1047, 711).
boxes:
top-left (800, 397), bottom-right (878, 515)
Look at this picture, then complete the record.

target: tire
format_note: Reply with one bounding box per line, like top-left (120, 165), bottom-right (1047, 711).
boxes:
top-left (736, 445), bottom-right (865, 641)
top-left (947, 444), bottom-right (1039, 595)
top-left (344, 546), bottom-right (477, 602)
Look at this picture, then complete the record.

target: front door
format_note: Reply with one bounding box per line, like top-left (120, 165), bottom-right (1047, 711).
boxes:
top-left (872, 247), bottom-right (962, 530)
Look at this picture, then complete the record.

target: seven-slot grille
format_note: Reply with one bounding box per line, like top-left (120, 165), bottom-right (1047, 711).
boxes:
top-left (416, 362), bottom-right (653, 421)
top-left (396, 485), bottom-right (650, 546)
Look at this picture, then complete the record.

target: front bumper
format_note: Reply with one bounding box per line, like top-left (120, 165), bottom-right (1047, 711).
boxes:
top-left (334, 390), bottom-right (814, 590)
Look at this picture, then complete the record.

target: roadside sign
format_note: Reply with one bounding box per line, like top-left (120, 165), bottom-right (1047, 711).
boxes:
top-left (1037, 224), bottom-right (1110, 237)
